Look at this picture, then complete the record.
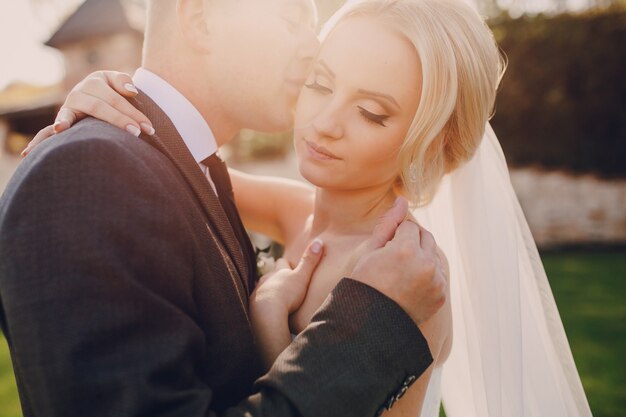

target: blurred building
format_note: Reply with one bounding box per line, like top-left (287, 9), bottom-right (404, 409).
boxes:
top-left (45, 0), bottom-right (143, 92)
top-left (0, 83), bottom-right (62, 154)
top-left (0, 0), bottom-right (144, 155)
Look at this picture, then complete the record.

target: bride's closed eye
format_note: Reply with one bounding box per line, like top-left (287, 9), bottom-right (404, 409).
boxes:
top-left (357, 106), bottom-right (389, 127)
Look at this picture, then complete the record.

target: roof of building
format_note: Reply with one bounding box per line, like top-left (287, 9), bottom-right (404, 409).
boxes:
top-left (45, 0), bottom-right (140, 48)
top-left (0, 83), bottom-right (63, 118)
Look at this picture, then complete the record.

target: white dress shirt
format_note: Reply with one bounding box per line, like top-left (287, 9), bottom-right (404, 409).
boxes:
top-left (133, 68), bottom-right (218, 193)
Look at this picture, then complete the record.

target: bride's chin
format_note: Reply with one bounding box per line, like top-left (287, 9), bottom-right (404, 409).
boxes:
top-left (297, 163), bottom-right (335, 189)
top-left (297, 165), bottom-right (321, 186)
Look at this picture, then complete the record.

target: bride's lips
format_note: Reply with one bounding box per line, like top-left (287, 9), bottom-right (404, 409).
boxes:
top-left (304, 139), bottom-right (340, 161)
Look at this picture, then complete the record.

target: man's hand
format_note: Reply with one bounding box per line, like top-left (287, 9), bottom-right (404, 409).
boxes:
top-left (350, 198), bottom-right (447, 326)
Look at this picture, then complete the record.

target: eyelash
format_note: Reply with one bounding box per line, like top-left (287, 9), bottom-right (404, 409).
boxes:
top-left (305, 80), bottom-right (389, 127)
top-left (304, 81), bottom-right (332, 94)
top-left (358, 106), bottom-right (389, 127)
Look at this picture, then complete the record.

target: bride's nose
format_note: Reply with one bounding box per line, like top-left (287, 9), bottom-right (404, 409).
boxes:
top-left (311, 105), bottom-right (344, 140)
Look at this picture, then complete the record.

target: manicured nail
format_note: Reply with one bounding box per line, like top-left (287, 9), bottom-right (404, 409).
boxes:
top-left (310, 238), bottom-right (323, 254)
top-left (393, 197), bottom-right (402, 207)
top-left (53, 120), bottom-right (67, 133)
top-left (124, 83), bottom-right (138, 94)
top-left (126, 124), bottom-right (141, 137)
top-left (140, 122), bottom-right (155, 135)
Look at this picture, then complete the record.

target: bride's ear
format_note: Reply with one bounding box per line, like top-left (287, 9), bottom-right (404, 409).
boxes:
top-left (176, 0), bottom-right (212, 53)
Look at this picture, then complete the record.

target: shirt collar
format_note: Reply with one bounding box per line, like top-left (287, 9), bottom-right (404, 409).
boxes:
top-left (133, 68), bottom-right (217, 163)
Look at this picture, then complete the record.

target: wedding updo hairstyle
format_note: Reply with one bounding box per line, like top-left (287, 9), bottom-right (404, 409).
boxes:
top-left (321, 0), bottom-right (506, 206)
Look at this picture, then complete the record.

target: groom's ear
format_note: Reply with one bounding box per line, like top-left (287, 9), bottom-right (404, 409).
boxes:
top-left (176, 0), bottom-right (212, 53)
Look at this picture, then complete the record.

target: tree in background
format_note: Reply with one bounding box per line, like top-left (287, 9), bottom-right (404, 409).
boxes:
top-left (491, 6), bottom-right (626, 176)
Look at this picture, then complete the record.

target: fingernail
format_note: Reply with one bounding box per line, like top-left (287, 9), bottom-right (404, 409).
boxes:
top-left (53, 120), bottom-right (65, 133)
top-left (140, 122), bottom-right (155, 135)
top-left (393, 197), bottom-right (402, 207)
top-left (126, 124), bottom-right (141, 137)
top-left (310, 238), bottom-right (323, 254)
top-left (124, 83), bottom-right (138, 94)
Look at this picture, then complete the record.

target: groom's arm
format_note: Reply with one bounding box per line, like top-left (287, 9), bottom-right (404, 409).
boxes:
top-left (0, 130), bottom-right (219, 416)
top-left (236, 278), bottom-right (433, 417)
top-left (0, 125), bottom-right (433, 417)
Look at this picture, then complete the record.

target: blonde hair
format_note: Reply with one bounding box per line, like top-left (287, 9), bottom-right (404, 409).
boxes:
top-left (321, 0), bottom-right (506, 206)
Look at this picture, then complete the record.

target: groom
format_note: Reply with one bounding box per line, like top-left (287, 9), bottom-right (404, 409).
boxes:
top-left (0, 1), bottom-right (445, 416)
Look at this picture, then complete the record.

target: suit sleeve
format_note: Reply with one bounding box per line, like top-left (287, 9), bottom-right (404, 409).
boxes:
top-left (0, 133), bottom-right (432, 417)
top-left (235, 278), bottom-right (434, 417)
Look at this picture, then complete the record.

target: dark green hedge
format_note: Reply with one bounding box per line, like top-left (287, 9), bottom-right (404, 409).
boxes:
top-left (489, 7), bottom-right (626, 177)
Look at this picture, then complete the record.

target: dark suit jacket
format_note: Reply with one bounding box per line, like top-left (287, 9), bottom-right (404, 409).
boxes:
top-left (0, 93), bottom-right (433, 417)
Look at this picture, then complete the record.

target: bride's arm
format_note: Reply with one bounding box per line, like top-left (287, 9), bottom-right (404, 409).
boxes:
top-left (25, 71), bottom-right (315, 243)
top-left (22, 71), bottom-right (154, 153)
top-left (229, 169), bottom-right (314, 244)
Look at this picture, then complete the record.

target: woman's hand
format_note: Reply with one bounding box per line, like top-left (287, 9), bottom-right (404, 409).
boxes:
top-left (249, 239), bottom-right (324, 368)
top-left (252, 238), bottom-right (323, 315)
top-left (22, 71), bottom-right (154, 156)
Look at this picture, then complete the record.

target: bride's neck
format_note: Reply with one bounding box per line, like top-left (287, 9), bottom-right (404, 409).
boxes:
top-left (310, 185), bottom-right (398, 237)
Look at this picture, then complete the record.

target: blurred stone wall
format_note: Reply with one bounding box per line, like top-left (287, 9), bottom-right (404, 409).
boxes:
top-left (231, 153), bottom-right (626, 248)
top-left (511, 168), bottom-right (626, 247)
top-left (2, 149), bottom-right (624, 248)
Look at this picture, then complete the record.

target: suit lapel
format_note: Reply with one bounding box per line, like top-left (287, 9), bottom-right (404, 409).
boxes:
top-left (129, 92), bottom-right (251, 295)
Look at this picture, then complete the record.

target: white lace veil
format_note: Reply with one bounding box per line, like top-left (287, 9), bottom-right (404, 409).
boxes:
top-left (412, 123), bottom-right (592, 416)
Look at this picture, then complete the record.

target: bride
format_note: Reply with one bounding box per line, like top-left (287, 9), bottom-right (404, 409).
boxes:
top-left (27, 0), bottom-right (592, 415)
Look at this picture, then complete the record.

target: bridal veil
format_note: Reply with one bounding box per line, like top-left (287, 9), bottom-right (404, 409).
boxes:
top-left (413, 123), bottom-right (592, 416)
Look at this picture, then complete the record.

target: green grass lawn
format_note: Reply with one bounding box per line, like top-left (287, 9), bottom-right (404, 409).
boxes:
top-left (0, 332), bottom-right (21, 417)
top-left (540, 249), bottom-right (626, 417)
top-left (1, 249), bottom-right (624, 417)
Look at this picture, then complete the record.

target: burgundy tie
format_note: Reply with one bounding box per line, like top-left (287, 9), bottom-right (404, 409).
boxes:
top-left (201, 153), bottom-right (258, 292)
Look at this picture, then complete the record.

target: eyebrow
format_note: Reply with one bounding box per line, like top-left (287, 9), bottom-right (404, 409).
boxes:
top-left (357, 89), bottom-right (400, 110)
top-left (317, 59), bottom-right (400, 110)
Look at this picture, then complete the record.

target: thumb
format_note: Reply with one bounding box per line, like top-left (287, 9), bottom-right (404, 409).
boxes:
top-left (366, 197), bottom-right (408, 250)
top-left (293, 238), bottom-right (324, 280)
